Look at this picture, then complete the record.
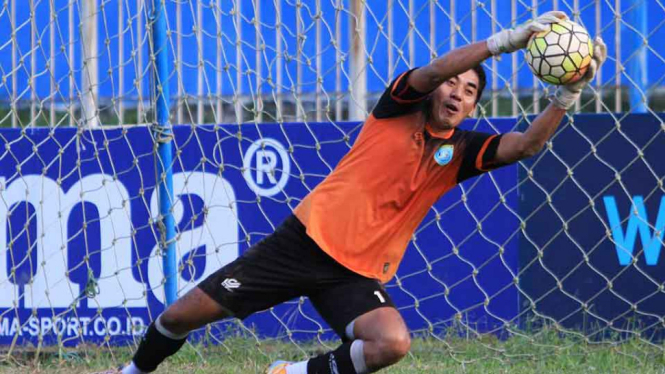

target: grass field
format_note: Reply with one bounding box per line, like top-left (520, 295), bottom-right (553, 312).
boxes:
top-left (2, 331), bottom-right (664, 374)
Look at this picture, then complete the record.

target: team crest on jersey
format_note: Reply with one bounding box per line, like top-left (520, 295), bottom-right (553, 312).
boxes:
top-left (434, 144), bottom-right (454, 166)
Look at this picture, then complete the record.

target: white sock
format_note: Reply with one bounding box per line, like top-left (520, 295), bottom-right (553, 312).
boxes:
top-left (285, 360), bottom-right (308, 374)
top-left (350, 340), bottom-right (368, 374)
top-left (121, 362), bottom-right (146, 374)
top-left (345, 320), bottom-right (356, 340)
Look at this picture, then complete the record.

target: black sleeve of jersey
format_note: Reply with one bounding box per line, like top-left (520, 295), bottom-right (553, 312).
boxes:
top-left (372, 68), bottom-right (433, 119)
top-left (457, 131), bottom-right (507, 183)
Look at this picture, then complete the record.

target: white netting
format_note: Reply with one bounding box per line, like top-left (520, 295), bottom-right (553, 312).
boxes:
top-left (0, 0), bottom-right (664, 371)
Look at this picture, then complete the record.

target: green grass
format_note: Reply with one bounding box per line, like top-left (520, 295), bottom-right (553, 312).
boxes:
top-left (1, 332), bottom-right (664, 374)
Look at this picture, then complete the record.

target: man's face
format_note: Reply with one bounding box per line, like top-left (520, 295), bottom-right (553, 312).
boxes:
top-left (428, 69), bottom-right (479, 130)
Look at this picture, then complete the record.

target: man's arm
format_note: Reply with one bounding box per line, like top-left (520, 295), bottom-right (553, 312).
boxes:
top-left (495, 37), bottom-right (608, 164)
top-left (408, 11), bottom-right (567, 93)
top-left (407, 42), bottom-right (492, 94)
top-left (494, 104), bottom-right (567, 164)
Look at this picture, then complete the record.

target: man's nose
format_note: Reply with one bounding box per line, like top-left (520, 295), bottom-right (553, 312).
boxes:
top-left (450, 87), bottom-right (462, 100)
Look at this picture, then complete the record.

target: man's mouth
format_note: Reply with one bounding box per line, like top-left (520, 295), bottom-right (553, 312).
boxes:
top-left (444, 103), bottom-right (459, 114)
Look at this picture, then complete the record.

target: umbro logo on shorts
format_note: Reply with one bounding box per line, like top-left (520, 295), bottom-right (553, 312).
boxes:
top-left (221, 278), bottom-right (241, 292)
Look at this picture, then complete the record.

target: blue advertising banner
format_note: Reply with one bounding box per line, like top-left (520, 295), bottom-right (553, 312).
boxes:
top-left (2, 113), bottom-right (663, 346)
top-left (0, 117), bottom-right (519, 346)
top-left (518, 113), bottom-right (665, 339)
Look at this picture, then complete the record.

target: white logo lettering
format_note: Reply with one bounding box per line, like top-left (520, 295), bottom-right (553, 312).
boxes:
top-left (242, 138), bottom-right (290, 197)
top-left (148, 172), bottom-right (239, 304)
top-left (0, 171), bottom-right (239, 310)
top-left (221, 278), bottom-right (241, 292)
top-left (0, 175), bottom-right (142, 308)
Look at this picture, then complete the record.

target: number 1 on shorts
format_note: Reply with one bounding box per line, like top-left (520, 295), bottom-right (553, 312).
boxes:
top-left (374, 290), bottom-right (386, 304)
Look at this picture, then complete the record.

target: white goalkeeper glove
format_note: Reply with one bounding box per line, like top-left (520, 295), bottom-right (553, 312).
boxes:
top-left (487, 11), bottom-right (568, 55)
top-left (551, 37), bottom-right (608, 110)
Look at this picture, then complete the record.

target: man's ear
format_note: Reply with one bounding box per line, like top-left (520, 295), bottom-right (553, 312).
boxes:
top-left (468, 103), bottom-right (477, 118)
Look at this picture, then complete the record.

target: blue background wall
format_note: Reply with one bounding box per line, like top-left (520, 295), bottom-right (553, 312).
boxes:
top-left (518, 113), bottom-right (665, 340)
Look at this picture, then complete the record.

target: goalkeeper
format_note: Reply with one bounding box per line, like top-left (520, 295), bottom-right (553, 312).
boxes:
top-left (105, 11), bottom-right (606, 374)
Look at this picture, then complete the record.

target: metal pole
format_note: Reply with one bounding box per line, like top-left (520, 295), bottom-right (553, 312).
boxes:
top-left (629, 0), bottom-right (647, 112)
top-left (256, 0), bottom-right (263, 122)
top-left (491, 0), bottom-right (498, 116)
top-left (595, 0), bottom-right (602, 113)
top-left (430, 0), bottom-right (436, 58)
top-left (276, 0), bottom-right (283, 122)
top-left (349, 0), bottom-right (367, 121)
top-left (197, 0), bottom-right (204, 125)
top-left (335, 0), bottom-right (342, 120)
top-left (471, 0), bottom-right (476, 43)
top-left (574, 0), bottom-right (581, 112)
top-left (532, 0), bottom-right (539, 114)
top-left (177, 0), bottom-right (183, 124)
top-left (11, 0), bottom-right (17, 128)
top-left (119, 0), bottom-right (125, 124)
top-left (449, 0), bottom-right (455, 50)
top-left (138, 0), bottom-right (144, 124)
top-left (511, 0), bottom-right (518, 116)
top-left (30, 0), bottom-right (36, 127)
top-left (409, 0), bottom-right (414, 67)
top-left (296, 1), bottom-right (303, 121)
top-left (69, 0), bottom-right (74, 126)
top-left (235, 0), bottom-right (243, 123)
top-left (216, 0), bottom-right (223, 123)
top-left (615, 0), bottom-right (621, 112)
top-left (388, 0), bottom-right (394, 78)
top-left (316, 0), bottom-right (322, 122)
top-left (50, 0), bottom-right (56, 127)
top-left (152, 0), bottom-right (177, 306)
top-left (82, 0), bottom-right (99, 128)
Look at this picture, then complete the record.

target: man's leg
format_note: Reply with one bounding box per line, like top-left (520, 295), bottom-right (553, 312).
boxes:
top-left (347, 306), bottom-right (411, 371)
top-left (298, 307), bottom-right (409, 374)
top-left (274, 275), bottom-right (409, 374)
top-left (124, 287), bottom-right (231, 374)
top-left (128, 215), bottom-right (315, 374)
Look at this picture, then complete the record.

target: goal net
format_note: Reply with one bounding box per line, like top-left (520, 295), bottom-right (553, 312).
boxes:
top-left (0, 0), bottom-right (663, 370)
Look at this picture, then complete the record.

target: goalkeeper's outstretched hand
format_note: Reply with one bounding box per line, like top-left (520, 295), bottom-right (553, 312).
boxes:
top-left (487, 11), bottom-right (568, 55)
top-left (552, 37), bottom-right (608, 110)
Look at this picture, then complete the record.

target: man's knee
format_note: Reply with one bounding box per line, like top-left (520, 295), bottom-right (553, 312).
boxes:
top-left (353, 307), bottom-right (411, 367)
top-left (158, 307), bottom-right (191, 336)
top-left (375, 331), bottom-right (411, 365)
top-left (158, 287), bottom-right (232, 336)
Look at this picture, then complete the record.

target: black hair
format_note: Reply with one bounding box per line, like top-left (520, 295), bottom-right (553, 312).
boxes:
top-left (472, 64), bottom-right (486, 105)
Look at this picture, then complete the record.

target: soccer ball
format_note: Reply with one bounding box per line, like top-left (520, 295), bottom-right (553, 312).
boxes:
top-left (525, 20), bottom-right (594, 85)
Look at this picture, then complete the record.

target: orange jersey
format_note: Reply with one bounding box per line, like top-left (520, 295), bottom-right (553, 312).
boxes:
top-left (294, 69), bottom-right (506, 283)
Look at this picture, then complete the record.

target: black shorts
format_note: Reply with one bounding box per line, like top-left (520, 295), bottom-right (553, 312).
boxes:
top-left (197, 215), bottom-right (395, 339)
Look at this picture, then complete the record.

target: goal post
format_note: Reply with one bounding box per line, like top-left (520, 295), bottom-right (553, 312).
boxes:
top-left (0, 0), bottom-right (663, 370)
top-left (151, 0), bottom-right (178, 307)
